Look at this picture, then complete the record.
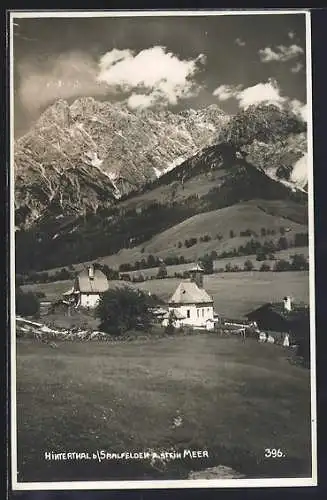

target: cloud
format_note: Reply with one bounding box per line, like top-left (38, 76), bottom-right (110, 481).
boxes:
top-left (97, 46), bottom-right (206, 108)
top-left (259, 44), bottom-right (304, 62)
top-left (289, 99), bottom-right (307, 122)
top-left (291, 62), bottom-right (304, 73)
top-left (288, 31), bottom-right (296, 40)
top-left (213, 84), bottom-right (243, 101)
top-left (18, 51), bottom-right (109, 113)
top-left (237, 79), bottom-right (287, 109)
top-left (127, 93), bottom-right (157, 110)
top-left (213, 78), bottom-right (307, 121)
top-left (235, 38), bottom-right (246, 47)
top-left (213, 78), bottom-right (286, 109)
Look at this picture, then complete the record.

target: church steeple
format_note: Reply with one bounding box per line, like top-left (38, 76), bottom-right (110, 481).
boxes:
top-left (189, 262), bottom-right (204, 288)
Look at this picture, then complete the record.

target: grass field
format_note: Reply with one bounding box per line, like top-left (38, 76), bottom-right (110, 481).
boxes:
top-left (16, 335), bottom-right (312, 482)
top-left (137, 271), bottom-right (310, 318)
top-left (21, 271), bottom-right (309, 319)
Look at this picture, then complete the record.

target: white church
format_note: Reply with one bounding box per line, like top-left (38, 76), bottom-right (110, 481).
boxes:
top-left (162, 263), bottom-right (216, 331)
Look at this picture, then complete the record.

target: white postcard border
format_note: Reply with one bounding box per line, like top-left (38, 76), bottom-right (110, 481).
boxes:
top-left (9, 8), bottom-right (317, 491)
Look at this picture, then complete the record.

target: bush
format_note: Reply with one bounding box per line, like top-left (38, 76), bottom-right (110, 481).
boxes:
top-left (157, 263), bottom-right (168, 279)
top-left (199, 254), bottom-right (214, 274)
top-left (273, 259), bottom-right (292, 272)
top-left (290, 253), bottom-right (308, 271)
top-left (244, 259), bottom-right (254, 271)
top-left (16, 288), bottom-right (40, 317)
top-left (165, 311), bottom-right (176, 335)
top-left (259, 262), bottom-right (271, 272)
top-left (96, 287), bottom-right (156, 336)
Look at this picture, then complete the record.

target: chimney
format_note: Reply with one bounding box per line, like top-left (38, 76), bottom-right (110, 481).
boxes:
top-left (283, 296), bottom-right (292, 312)
top-left (88, 265), bottom-right (94, 280)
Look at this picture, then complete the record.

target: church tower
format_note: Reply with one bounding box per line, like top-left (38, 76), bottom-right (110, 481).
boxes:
top-left (189, 262), bottom-right (205, 288)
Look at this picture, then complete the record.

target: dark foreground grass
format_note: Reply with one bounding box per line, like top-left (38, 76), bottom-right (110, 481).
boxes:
top-left (15, 335), bottom-right (312, 483)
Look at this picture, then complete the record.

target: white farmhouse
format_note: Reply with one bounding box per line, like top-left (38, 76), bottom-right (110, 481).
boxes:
top-left (63, 265), bottom-right (109, 309)
top-left (163, 264), bottom-right (215, 331)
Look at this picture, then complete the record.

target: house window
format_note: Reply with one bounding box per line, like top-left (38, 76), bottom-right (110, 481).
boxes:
top-left (197, 309), bottom-right (200, 318)
top-left (187, 309), bottom-right (190, 318)
top-left (202, 308), bottom-right (204, 317)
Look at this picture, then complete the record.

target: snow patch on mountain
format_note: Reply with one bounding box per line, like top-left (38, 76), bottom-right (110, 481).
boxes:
top-left (290, 153), bottom-right (308, 190)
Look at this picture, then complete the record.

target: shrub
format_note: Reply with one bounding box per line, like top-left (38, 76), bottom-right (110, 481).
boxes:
top-left (165, 311), bottom-right (176, 335)
top-left (157, 263), bottom-right (168, 279)
top-left (199, 254), bottom-right (214, 274)
top-left (273, 259), bottom-right (292, 272)
top-left (290, 253), bottom-right (308, 271)
top-left (96, 287), bottom-right (156, 336)
top-left (259, 262), bottom-right (271, 272)
top-left (244, 259), bottom-right (254, 271)
top-left (16, 287), bottom-right (40, 317)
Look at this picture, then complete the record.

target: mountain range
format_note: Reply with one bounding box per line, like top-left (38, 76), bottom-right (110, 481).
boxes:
top-left (14, 98), bottom-right (308, 273)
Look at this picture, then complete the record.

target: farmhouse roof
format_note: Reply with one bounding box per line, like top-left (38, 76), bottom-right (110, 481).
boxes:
top-left (76, 268), bottom-right (109, 294)
top-left (169, 281), bottom-right (213, 305)
top-left (245, 302), bottom-right (309, 323)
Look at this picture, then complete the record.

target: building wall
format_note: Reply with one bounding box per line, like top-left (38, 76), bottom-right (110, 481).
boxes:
top-left (79, 293), bottom-right (101, 309)
top-left (169, 303), bottom-right (214, 328)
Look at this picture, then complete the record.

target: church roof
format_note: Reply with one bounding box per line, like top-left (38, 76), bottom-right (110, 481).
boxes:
top-left (169, 281), bottom-right (213, 305)
top-left (76, 268), bottom-right (109, 294)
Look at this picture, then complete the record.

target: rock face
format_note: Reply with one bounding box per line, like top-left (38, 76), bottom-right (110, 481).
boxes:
top-left (14, 97), bottom-right (229, 227)
top-left (218, 104), bottom-right (308, 193)
top-left (188, 465), bottom-right (245, 479)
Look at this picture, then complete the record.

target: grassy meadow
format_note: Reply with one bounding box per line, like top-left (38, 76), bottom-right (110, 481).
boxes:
top-left (21, 271), bottom-right (310, 319)
top-left (16, 335), bottom-right (312, 482)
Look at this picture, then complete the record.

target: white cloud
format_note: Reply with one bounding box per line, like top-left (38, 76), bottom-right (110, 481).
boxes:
top-left (289, 99), bottom-right (307, 122)
top-left (212, 84), bottom-right (242, 101)
top-left (288, 31), bottom-right (296, 40)
top-left (213, 78), bottom-right (307, 120)
top-left (291, 62), bottom-right (304, 73)
top-left (213, 78), bottom-right (286, 109)
top-left (18, 51), bottom-right (109, 112)
top-left (235, 38), bottom-right (246, 47)
top-left (237, 79), bottom-right (287, 109)
top-left (97, 46), bottom-right (206, 109)
top-left (127, 93), bottom-right (157, 110)
top-left (259, 44), bottom-right (304, 63)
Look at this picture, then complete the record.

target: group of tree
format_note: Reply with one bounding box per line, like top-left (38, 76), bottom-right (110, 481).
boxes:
top-left (96, 286), bottom-right (158, 336)
top-left (218, 253), bottom-right (308, 273)
top-left (16, 287), bottom-right (40, 317)
top-left (119, 254), bottom-right (190, 273)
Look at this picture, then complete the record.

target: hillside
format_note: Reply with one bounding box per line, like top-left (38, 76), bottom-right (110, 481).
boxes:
top-left (14, 98), bottom-right (228, 227)
top-left (94, 200), bottom-right (307, 269)
top-left (14, 103), bottom-right (308, 274)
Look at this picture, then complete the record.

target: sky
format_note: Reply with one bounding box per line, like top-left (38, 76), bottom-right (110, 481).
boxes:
top-left (12, 12), bottom-right (308, 137)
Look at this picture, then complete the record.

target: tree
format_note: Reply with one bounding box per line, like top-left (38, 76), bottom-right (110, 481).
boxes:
top-left (244, 259), bottom-right (254, 271)
top-left (259, 262), bottom-right (271, 272)
top-left (290, 253), bottom-right (308, 271)
top-left (96, 286), bottom-right (156, 335)
top-left (277, 236), bottom-right (288, 251)
top-left (200, 254), bottom-right (214, 274)
top-left (157, 262), bottom-right (168, 279)
top-left (165, 310), bottom-right (176, 335)
top-left (273, 259), bottom-right (291, 272)
top-left (16, 287), bottom-right (40, 317)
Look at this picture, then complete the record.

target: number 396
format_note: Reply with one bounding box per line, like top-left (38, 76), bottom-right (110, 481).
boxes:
top-left (264, 448), bottom-right (285, 458)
